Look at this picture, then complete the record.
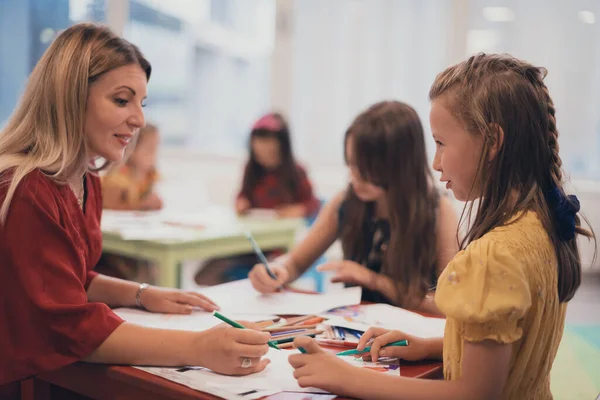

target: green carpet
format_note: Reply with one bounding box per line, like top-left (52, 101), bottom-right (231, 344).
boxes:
top-left (551, 325), bottom-right (600, 399)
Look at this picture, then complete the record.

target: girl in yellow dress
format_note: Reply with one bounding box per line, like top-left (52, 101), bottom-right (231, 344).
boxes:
top-left (288, 53), bottom-right (594, 400)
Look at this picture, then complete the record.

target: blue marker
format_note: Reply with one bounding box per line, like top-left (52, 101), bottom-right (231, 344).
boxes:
top-left (245, 231), bottom-right (278, 280)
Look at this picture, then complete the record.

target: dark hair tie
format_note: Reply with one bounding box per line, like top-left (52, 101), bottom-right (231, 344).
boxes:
top-left (546, 186), bottom-right (580, 241)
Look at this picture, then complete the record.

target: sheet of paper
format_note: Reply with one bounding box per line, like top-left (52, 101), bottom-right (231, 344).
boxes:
top-left (136, 348), bottom-right (399, 398)
top-left (134, 367), bottom-right (279, 400)
top-left (101, 208), bottom-right (238, 241)
top-left (114, 308), bottom-right (278, 332)
top-left (322, 303), bottom-right (446, 338)
top-left (197, 279), bottom-right (362, 315)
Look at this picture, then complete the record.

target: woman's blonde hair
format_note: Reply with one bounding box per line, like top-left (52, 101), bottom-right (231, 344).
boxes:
top-left (0, 23), bottom-right (151, 223)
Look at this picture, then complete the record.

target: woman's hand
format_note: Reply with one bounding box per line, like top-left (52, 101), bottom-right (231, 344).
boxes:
top-left (194, 323), bottom-right (271, 375)
top-left (140, 286), bottom-right (219, 313)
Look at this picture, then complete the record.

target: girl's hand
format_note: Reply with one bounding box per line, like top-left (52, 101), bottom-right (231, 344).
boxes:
top-left (140, 193), bottom-right (163, 210)
top-left (248, 263), bottom-right (289, 293)
top-left (236, 197), bottom-right (251, 215)
top-left (288, 336), bottom-right (358, 396)
top-left (317, 260), bottom-right (376, 288)
top-left (140, 286), bottom-right (219, 313)
top-left (357, 327), bottom-right (434, 362)
top-left (195, 323), bottom-right (271, 376)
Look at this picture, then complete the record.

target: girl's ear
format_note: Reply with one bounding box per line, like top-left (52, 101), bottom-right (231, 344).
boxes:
top-left (487, 123), bottom-right (505, 162)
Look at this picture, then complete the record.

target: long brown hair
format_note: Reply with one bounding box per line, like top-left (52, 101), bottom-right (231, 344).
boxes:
top-left (0, 23), bottom-right (151, 223)
top-left (429, 53), bottom-right (594, 302)
top-left (341, 101), bottom-right (439, 308)
top-left (240, 113), bottom-right (302, 203)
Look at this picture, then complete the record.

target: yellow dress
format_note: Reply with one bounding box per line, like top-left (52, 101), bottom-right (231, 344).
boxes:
top-left (98, 165), bottom-right (159, 283)
top-left (435, 212), bottom-right (566, 400)
top-left (101, 165), bottom-right (159, 209)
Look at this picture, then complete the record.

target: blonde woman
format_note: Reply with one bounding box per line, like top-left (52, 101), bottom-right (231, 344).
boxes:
top-left (0, 23), bottom-right (270, 390)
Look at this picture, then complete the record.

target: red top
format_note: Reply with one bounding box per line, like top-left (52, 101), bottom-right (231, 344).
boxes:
top-left (238, 164), bottom-right (320, 218)
top-left (0, 169), bottom-right (123, 385)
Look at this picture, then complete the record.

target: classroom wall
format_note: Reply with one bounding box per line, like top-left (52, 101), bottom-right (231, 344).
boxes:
top-left (157, 149), bottom-right (600, 271)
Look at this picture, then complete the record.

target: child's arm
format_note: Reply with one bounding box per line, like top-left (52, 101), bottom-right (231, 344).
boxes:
top-left (290, 337), bottom-right (511, 400)
top-left (326, 266), bottom-right (438, 313)
top-left (248, 190), bottom-right (344, 293)
top-left (278, 190), bottom-right (344, 280)
top-left (357, 327), bottom-right (443, 362)
top-left (348, 340), bottom-right (511, 400)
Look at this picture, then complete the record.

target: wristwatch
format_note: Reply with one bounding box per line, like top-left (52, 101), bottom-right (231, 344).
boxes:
top-left (135, 283), bottom-right (150, 310)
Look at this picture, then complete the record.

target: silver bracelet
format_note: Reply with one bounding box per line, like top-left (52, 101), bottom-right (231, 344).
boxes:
top-left (135, 283), bottom-right (150, 310)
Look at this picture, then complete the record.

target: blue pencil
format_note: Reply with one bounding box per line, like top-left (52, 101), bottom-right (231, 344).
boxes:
top-left (344, 328), bottom-right (362, 340)
top-left (271, 329), bottom-right (305, 337)
top-left (333, 326), bottom-right (345, 340)
top-left (245, 232), bottom-right (277, 280)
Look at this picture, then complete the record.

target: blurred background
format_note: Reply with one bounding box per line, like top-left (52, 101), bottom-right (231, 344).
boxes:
top-left (1, 1), bottom-right (599, 201)
top-left (1, 0), bottom-right (599, 262)
top-left (1, 1), bottom-right (599, 396)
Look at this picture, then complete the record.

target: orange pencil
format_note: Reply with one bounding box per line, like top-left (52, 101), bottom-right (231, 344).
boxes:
top-left (281, 315), bottom-right (315, 327)
top-left (316, 339), bottom-right (359, 348)
top-left (293, 317), bottom-right (324, 326)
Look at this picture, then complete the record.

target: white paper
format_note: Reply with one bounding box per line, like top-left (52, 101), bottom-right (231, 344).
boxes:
top-left (197, 279), bottom-right (362, 315)
top-left (101, 208), bottom-right (238, 241)
top-left (322, 303), bottom-right (446, 338)
top-left (135, 366), bottom-right (279, 400)
top-left (136, 348), bottom-right (399, 398)
top-left (114, 307), bottom-right (278, 332)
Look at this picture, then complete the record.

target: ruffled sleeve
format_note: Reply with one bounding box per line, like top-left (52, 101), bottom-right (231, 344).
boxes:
top-left (435, 238), bottom-right (532, 343)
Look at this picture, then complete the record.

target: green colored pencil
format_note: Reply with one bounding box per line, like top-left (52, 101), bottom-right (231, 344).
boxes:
top-left (212, 311), bottom-right (280, 350)
top-left (336, 340), bottom-right (408, 356)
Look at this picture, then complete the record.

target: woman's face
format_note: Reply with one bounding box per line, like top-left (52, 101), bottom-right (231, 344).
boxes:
top-left (85, 64), bottom-right (148, 162)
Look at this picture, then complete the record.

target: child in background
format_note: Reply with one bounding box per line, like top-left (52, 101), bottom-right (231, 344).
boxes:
top-left (102, 123), bottom-right (163, 211)
top-left (98, 123), bottom-right (163, 282)
top-left (249, 101), bottom-right (458, 312)
top-left (236, 112), bottom-right (320, 218)
top-left (195, 113), bottom-right (320, 286)
top-left (288, 53), bottom-right (593, 400)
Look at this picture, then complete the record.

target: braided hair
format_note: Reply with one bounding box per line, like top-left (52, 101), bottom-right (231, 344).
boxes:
top-left (429, 53), bottom-right (594, 302)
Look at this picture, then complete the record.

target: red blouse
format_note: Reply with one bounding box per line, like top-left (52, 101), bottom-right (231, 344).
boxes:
top-left (0, 169), bottom-right (123, 385)
top-left (238, 164), bottom-right (320, 217)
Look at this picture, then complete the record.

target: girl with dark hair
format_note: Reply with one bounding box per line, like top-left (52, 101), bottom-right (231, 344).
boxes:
top-left (249, 101), bottom-right (458, 311)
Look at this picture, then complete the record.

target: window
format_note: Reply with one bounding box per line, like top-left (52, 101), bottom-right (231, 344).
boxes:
top-left (466, 0), bottom-right (600, 179)
top-left (0, 0), bottom-right (106, 125)
top-left (288, 0), bottom-right (450, 165)
top-left (123, 0), bottom-right (275, 151)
